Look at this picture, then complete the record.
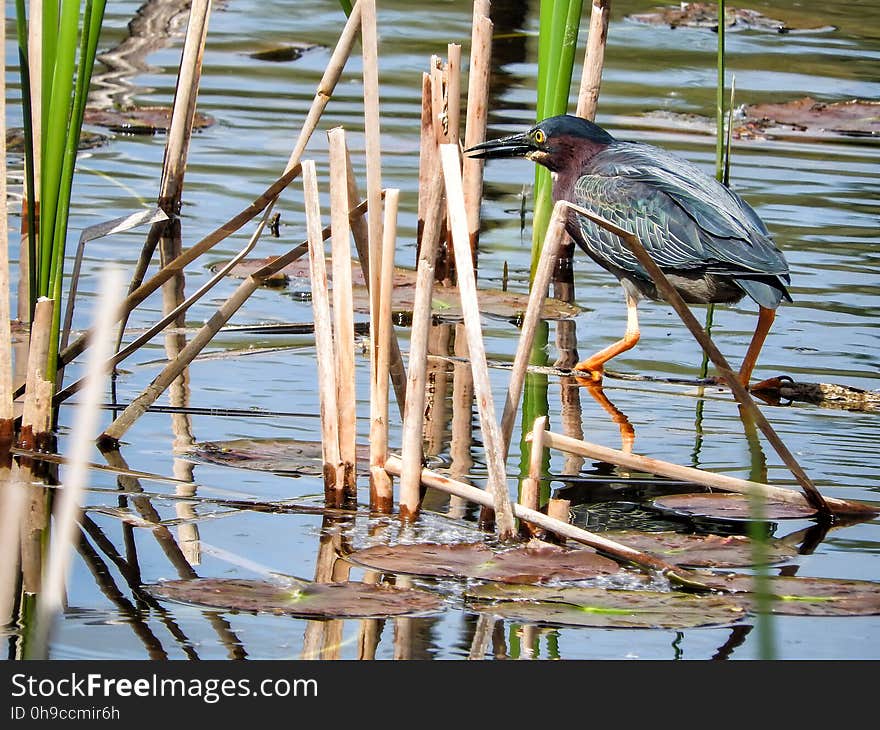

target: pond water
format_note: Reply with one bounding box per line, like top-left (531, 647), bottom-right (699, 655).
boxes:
top-left (6, 0), bottom-right (879, 659)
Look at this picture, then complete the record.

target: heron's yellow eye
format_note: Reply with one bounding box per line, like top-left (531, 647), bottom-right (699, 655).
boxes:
top-left (534, 129), bottom-right (546, 145)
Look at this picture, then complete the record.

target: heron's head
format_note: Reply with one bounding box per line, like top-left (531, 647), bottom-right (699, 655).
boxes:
top-left (465, 114), bottom-right (615, 173)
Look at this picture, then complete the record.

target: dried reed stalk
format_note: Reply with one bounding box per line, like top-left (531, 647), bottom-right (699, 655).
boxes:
top-left (328, 129), bottom-right (358, 500)
top-left (462, 3), bottom-right (493, 248)
top-left (120, 0), bottom-right (212, 346)
top-left (31, 269), bottom-right (122, 658)
top-left (564, 200), bottom-right (832, 517)
top-left (446, 43), bottom-right (462, 142)
top-left (576, 0), bottom-right (612, 121)
top-left (342, 150), bottom-right (407, 418)
top-left (360, 0), bottom-right (383, 329)
top-left (383, 454), bottom-right (700, 581)
top-left (499, 201), bottom-right (567, 458)
top-left (18, 299), bottom-right (54, 597)
top-left (303, 160), bottom-right (342, 496)
top-left (518, 416), bottom-right (546, 539)
top-left (398, 167), bottom-right (445, 519)
top-left (440, 143), bottom-right (515, 539)
top-left (538, 430), bottom-right (877, 518)
top-left (369, 189), bottom-right (399, 512)
top-left (416, 72), bottom-right (438, 257)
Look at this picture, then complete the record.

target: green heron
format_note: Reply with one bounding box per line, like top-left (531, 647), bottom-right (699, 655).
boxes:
top-left (466, 114), bottom-right (791, 387)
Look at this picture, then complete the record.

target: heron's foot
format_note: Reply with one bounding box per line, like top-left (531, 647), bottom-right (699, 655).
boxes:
top-left (749, 375), bottom-right (794, 394)
top-left (572, 360), bottom-right (605, 384)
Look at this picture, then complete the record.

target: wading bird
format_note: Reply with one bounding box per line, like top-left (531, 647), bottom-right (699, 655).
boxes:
top-left (466, 114), bottom-right (790, 387)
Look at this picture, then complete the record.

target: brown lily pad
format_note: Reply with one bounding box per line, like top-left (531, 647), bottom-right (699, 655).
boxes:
top-left (189, 438), bottom-right (371, 476)
top-left (248, 43), bottom-right (320, 62)
top-left (743, 97), bottom-right (880, 138)
top-left (695, 574), bottom-right (880, 616)
top-left (627, 3), bottom-right (834, 33)
top-left (346, 542), bottom-right (621, 584)
top-left (148, 578), bottom-right (443, 618)
top-left (7, 127), bottom-right (107, 153)
top-left (651, 493), bottom-right (817, 521)
top-left (212, 257), bottom-right (580, 321)
top-left (601, 530), bottom-right (797, 567)
top-left (467, 583), bottom-right (745, 629)
top-left (84, 106), bottom-right (215, 134)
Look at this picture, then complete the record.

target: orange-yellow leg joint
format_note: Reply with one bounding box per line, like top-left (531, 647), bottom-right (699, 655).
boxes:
top-left (574, 292), bottom-right (640, 383)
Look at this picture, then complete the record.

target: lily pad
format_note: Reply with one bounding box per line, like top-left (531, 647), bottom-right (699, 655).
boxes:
top-left (467, 583), bottom-right (745, 629)
top-left (601, 530), bottom-right (797, 567)
top-left (743, 97), bottom-right (880, 138)
top-left (651, 493), bottom-right (817, 521)
top-left (248, 43), bottom-right (319, 62)
top-left (189, 438), bottom-right (371, 475)
top-left (695, 574), bottom-right (880, 616)
top-left (83, 106), bottom-right (215, 134)
top-left (212, 257), bottom-right (580, 321)
top-left (627, 3), bottom-right (834, 33)
top-left (148, 578), bottom-right (443, 618)
top-left (346, 542), bottom-right (621, 584)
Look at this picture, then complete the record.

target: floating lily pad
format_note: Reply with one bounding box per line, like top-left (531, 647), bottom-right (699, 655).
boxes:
top-left (148, 578), bottom-right (443, 618)
top-left (83, 106), bottom-right (215, 134)
top-left (212, 257), bottom-right (580, 321)
top-left (695, 574), bottom-right (880, 616)
top-left (601, 530), bottom-right (797, 567)
top-left (467, 583), bottom-right (745, 629)
top-left (744, 97), bottom-right (880, 138)
top-left (651, 493), bottom-right (817, 521)
top-left (627, 3), bottom-right (834, 33)
top-left (248, 43), bottom-right (319, 62)
top-left (7, 127), bottom-right (107, 153)
top-left (190, 438), bottom-right (371, 475)
top-left (346, 542), bottom-right (621, 584)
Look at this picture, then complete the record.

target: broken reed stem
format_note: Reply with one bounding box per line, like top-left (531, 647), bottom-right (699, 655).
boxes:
top-left (538, 430), bottom-right (877, 518)
top-left (440, 143), bottom-right (516, 540)
top-left (369, 189), bottom-right (399, 512)
top-left (563, 200), bottom-right (831, 517)
top-left (519, 416), bottom-right (547, 539)
top-left (500, 200), bottom-right (567, 459)
top-left (31, 269), bottom-right (122, 659)
top-left (19, 299), bottom-right (54, 449)
top-left (462, 4), bottom-right (493, 245)
top-left (576, 0), bottom-right (612, 121)
top-left (302, 160), bottom-right (342, 493)
top-left (398, 170), bottom-right (445, 520)
top-left (383, 454), bottom-right (693, 579)
top-left (159, 0), bottom-right (211, 209)
top-left (328, 129), bottom-right (358, 499)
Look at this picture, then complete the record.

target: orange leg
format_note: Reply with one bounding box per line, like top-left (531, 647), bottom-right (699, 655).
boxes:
top-left (738, 305), bottom-right (776, 388)
top-left (574, 291), bottom-right (640, 383)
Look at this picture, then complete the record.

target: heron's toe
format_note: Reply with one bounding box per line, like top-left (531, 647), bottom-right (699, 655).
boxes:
top-left (573, 361), bottom-right (605, 384)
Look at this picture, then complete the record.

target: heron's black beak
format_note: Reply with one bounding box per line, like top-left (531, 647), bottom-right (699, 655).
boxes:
top-left (465, 132), bottom-right (534, 160)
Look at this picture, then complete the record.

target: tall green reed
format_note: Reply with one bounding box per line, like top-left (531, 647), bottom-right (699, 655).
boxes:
top-left (17, 1), bottom-right (107, 387)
